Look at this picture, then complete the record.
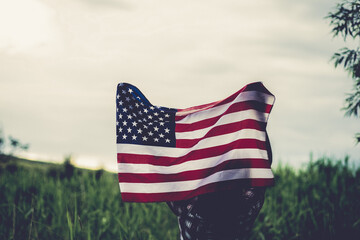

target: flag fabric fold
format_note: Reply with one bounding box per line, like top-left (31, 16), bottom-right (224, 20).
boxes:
top-left (116, 82), bottom-right (275, 202)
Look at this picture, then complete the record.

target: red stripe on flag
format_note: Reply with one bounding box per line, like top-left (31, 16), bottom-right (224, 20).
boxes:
top-left (120, 178), bottom-right (274, 202)
top-left (117, 139), bottom-right (267, 166)
top-left (176, 121), bottom-right (265, 148)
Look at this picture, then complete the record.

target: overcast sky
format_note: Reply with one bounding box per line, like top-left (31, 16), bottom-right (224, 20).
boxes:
top-left (0, 0), bottom-right (359, 171)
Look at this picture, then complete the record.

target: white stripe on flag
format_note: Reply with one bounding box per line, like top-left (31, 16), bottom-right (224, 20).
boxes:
top-left (119, 168), bottom-right (274, 193)
top-left (118, 148), bottom-right (269, 174)
top-left (177, 129), bottom-right (266, 149)
top-left (117, 129), bottom-right (266, 157)
top-left (175, 110), bottom-right (269, 139)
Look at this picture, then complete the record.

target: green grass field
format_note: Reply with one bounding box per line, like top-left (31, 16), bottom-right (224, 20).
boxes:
top-left (1, 155), bottom-right (359, 240)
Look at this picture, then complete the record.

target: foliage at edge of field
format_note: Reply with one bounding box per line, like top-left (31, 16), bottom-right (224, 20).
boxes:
top-left (0, 155), bottom-right (360, 240)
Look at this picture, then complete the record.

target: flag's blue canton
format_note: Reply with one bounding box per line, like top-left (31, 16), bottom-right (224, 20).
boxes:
top-left (116, 83), bottom-right (177, 147)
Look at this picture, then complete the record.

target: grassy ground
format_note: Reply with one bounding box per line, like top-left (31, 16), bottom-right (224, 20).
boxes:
top-left (0, 155), bottom-right (359, 240)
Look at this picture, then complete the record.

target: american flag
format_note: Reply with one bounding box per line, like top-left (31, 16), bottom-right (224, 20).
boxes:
top-left (116, 82), bottom-right (275, 202)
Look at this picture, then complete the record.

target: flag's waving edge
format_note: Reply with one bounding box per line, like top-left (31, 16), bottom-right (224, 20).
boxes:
top-left (116, 82), bottom-right (275, 202)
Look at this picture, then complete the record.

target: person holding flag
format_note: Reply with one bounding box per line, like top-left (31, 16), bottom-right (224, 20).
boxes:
top-left (116, 82), bottom-right (275, 239)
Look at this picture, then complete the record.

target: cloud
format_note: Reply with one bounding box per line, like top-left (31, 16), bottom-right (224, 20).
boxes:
top-left (79, 0), bottom-right (132, 9)
top-left (0, 0), bottom-right (58, 54)
top-left (276, 0), bottom-right (339, 19)
top-left (0, 0), bottom-right (359, 170)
